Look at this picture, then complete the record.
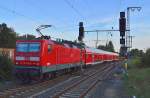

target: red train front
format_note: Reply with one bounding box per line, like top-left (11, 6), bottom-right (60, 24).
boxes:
top-left (14, 39), bottom-right (82, 82)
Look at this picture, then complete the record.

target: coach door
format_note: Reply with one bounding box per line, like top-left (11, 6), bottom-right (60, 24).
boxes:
top-left (92, 54), bottom-right (94, 63)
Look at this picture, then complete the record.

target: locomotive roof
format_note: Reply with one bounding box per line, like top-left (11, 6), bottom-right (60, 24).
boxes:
top-left (85, 47), bottom-right (118, 56)
top-left (16, 39), bottom-right (83, 48)
top-left (53, 39), bottom-right (84, 49)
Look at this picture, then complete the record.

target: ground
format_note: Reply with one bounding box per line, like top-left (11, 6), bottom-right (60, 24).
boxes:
top-left (0, 80), bottom-right (18, 92)
top-left (86, 65), bottom-right (129, 98)
top-left (2, 62), bottom-right (149, 98)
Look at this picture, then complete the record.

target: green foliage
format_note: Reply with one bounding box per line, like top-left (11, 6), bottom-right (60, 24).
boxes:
top-left (127, 57), bottom-right (142, 69)
top-left (129, 48), bottom-right (150, 68)
top-left (125, 52), bottom-right (150, 97)
top-left (97, 45), bottom-right (106, 50)
top-left (125, 68), bottom-right (150, 98)
top-left (97, 41), bottom-right (115, 52)
top-left (106, 41), bottom-right (115, 52)
top-left (130, 48), bottom-right (144, 57)
top-left (0, 23), bottom-right (17, 48)
top-left (141, 48), bottom-right (150, 67)
top-left (0, 23), bottom-right (36, 48)
top-left (0, 55), bottom-right (13, 80)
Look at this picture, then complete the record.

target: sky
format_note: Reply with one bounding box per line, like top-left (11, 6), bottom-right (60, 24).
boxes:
top-left (0, 0), bottom-right (149, 52)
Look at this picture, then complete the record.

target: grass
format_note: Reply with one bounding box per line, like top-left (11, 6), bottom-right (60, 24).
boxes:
top-left (127, 57), bottom-right (142, 69)
top-left (125, 58), bottom-right (150, 98)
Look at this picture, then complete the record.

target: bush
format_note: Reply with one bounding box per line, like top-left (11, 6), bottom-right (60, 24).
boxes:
top-left (141, 48), bottom-right (150, 67)
top-left (127, 57), bottom-right (142, 69)
top-left (0, 55), bottom-right (13, 80)
top-left (128, 48), bottom-right (150, 68)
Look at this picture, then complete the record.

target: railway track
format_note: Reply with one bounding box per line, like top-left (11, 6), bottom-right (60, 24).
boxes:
top-left (30, 62), bottom-right (117, 98)
top-left (0, 71), bottom-right (81, 98)
top-left (0, 62), bottom-right (118, 98)
top-left (53, 64), bottom-right (114, 98)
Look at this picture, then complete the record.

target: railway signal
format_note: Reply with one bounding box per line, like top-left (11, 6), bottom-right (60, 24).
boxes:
top-left (119, 12), bottom-right (127, 57)
top-left (119, 12), bottom-right (126, 37)
top-left (120, 38), bottom-right (125, 45)
top-left (119, 18), bottom-right (126, 36)
top-left (119, 12), bottom-right (126, 46)
top-left (78, 22), bottom-right (84, 42)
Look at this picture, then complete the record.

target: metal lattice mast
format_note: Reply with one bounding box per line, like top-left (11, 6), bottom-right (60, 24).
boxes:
top-left (126, 7), bottom-right (142, 51)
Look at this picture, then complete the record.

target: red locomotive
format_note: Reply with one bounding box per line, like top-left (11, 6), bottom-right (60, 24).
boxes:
top-left (14, 25), bottom-right (119, 82)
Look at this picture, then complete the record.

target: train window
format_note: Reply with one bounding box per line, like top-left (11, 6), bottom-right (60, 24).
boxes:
top-left (48, 45), bottom-right (52, 52)
top-left (16, 42), bottom-right (40, 52)
top-left (29, 43), bottom-right (40, 52)
top-left (16, 43), bottom-right (28, 52)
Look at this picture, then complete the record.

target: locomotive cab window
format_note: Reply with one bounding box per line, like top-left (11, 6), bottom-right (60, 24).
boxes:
top-left (48, 45), bottom-right (52, 52)
top-left (16, 42), bottom-right (40, 52)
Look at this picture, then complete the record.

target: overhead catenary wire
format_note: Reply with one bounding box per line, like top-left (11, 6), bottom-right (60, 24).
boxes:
top-left (23, 0), bottom-right (86, 32)
top-left (22, 0), bottom-right (68, 25)
top-left (63, 0), bottom-right (87, 22)
top-left (86, 0), bottom-right (122, 50)
top-left (22, 0), bottom-right (88, 33)
top-left (22, 0), bottom-right (82, 34)
top-left (0, 5), bottom-right (44, 24)
top-left (0, 2), bottom-right (77, 39)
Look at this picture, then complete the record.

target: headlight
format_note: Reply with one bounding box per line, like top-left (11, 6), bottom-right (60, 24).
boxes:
top-left (29, 57), bottom-right (40, 61)
top-left (16, 56), bottom-right (25, 60)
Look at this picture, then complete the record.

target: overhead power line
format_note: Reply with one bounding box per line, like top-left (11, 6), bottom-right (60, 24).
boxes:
top-left (22, 0), bottom-right (81, 32)
top-left (0, 5), bottom-right (43, 24)
top-left (63, 0), bottom-right (86, 21)
top-left (22, 0), bottom-right (64, 24)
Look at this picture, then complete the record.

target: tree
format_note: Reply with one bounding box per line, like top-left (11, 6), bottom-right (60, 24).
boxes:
top-left (97, 45), bottom-right (107, 50)
top-left (130, 49), bottom-right (144, 57)
top-left (106, 41), bottom-right (115, 52)
top-left (97, 41), bottom-right (115, 52)
top-left (141, 48), bottom-right (150, 67)
top-left (0, 55), bottom-right (13, 80)
top-left (0, 23), bottom-right (17, 48)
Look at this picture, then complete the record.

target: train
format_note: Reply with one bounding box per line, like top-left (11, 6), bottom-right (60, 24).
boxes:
top-left (14, 38), bottom-right (119, 82)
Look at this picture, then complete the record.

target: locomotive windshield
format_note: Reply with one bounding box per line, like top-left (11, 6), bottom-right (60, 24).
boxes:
top-left (16, 43), bottom-right (40, 52)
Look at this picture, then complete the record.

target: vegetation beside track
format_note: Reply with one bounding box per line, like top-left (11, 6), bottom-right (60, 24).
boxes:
top-left (0, 55), bottom-right (13, 81)
top-left (0, 23), bottom-right (36, 82)
top-left (125, 67), bottom-right (150, 98)
top-left (125, 50), bottom-right (150, 98)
